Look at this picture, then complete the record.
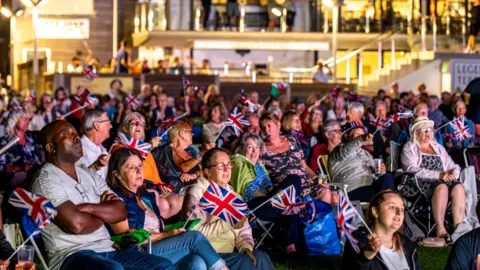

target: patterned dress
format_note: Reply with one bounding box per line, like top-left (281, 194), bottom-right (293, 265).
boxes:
top-left (261, 134), bottom-right (312, 196)
top-left (244, 163), bottom-right (273, 202)
top-left (400, 153), bottom-right (459, 198)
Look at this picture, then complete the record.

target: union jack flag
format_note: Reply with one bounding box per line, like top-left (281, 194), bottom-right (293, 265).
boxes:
top-left (330, 87), bottom-right (341, 98)
top-left (83, 65), bottom-right (98, 80)
top-left (337, 190), bottom-right (360, 253)
top-left (9, 188), bottom-right (57, 230)
top-left (125, 93), bottom-right (142, 111)
top-left (183, 77), bottom-right (192, 90)
top-left (344, 91), bottom-right (358, 102)
top-left (449, 117), bottom-right (473, 141)
top-left (398, 105), bottom-right (411, 113)
top-left (199, 182), bottom-right (247, 226)
top-left (368, 113), bottom-right (387, 129)
top-left (75, 89), bottom-right (96, 107)
top-left (112, 133), bottom-right (152, 159)
top-left (159, 113), bottom-right (187, 128)
top-left (385, 111), bottom-right (414, 127)
top-left (9, 99), bottom-right (22, 111)
top-left (226, 108), bottom-right (250, 137)
top-left (351, 121), bottom-right (362, 128)
top-left (271, 185), bottom-right (308, 215)
top-left (26, 90), bottom-right (36, 104)
top-left (239, 93), bottom-right (257, 112)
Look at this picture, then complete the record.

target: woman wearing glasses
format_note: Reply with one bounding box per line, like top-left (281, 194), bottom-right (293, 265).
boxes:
top-left (107, 148), bottom-right (228, 270)
top-left (182, 148), bottom-right (274, 270)
top-left (309, 120), bottom-right (342, 173)
top-left (111, 112), bottom-right (182, 218)
top-left (401, 117), bottom-right (465, 240)
top-left (152, 119), bottom-right (213, 194)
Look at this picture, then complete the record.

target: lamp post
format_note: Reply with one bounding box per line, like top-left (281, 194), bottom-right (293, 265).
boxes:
top-left (20, 0), bottom-right (47, 93)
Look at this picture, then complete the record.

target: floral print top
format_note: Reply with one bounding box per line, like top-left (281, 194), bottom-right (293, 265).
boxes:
top-left (0, 134), bottom-right (43, 178)
top-left (261, 134), bottom-right (312, 196)
top-left (244, 163), bottom-right (273, 202)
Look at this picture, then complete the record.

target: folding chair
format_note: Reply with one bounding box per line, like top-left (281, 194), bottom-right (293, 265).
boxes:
top-left (464, 147), bottom-right (480, 191)
top-left (316, 155), bottom-right (331, 182)
top-left (254, 219), bottom-right (276, 249)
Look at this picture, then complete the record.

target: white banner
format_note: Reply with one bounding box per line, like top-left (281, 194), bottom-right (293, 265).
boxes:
top-left (450, 59), bottom-right (480, 92)
top-left (37, 19), bottom-right (89, 39)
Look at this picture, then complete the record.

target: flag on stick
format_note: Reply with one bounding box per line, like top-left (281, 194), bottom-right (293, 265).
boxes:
top-left (111, 133), bottom-right (152, 159)
top-left (271, 185), bottom-right (308, 215)
top-left (199, 182), bottom-right (247, 226)
top-left (226, 108), bottom-right (250, 137)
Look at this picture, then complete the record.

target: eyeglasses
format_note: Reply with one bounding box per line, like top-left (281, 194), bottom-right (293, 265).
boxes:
top-left (130, 121), bottom-right (144, 128)
top-left (95, 119), bottom-right (110, 124)
top-left (75, 183), bottom-right (88, 202)
top-left (327, 129), bottom-right (342, 134)
top-left (418, 128), bottom-right (434, 134)
top-left (208, 162), bottom-right (234, 171)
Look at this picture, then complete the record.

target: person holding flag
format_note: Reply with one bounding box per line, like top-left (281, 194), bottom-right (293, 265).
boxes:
top-left (445, 101), bottom-right (475, 150)
top-left (342, 190), bottom-right (421, 270)
top-left (202, 102), bottom-right (228, 145)
top-left (182, 148), bottom-right (274, 270)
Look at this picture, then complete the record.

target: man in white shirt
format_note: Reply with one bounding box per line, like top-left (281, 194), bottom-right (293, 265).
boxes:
top-left (79, 109), bottom-right (112, 180)
top-left (32, 120), bottom-right (174, 270)
top-left (311, 59), bottom-right (331, 83)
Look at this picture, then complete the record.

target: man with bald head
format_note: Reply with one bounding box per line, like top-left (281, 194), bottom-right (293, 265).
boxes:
top-left (32, 120), bottom-right (174, 270)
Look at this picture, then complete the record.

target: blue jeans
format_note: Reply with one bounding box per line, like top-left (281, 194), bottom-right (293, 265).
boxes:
top-left (140, 231), bottom-right (225, 270)
top-left (60, 249), bottom-right (174, 270)
top-left (220, 250), bottom-right (274, 270)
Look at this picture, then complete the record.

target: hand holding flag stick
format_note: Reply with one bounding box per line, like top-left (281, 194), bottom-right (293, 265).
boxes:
top-left (61, 104), bottom-right (88, 119)
top-left (183, 205), bottom-right (197, 229)
top-left (0, 136), bottom-right (19, 156)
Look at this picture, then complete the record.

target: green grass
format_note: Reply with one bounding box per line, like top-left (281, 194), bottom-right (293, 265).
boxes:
top-left (270, 246), bottom-right (452, 270)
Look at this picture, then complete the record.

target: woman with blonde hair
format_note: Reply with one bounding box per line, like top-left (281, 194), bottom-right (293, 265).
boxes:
top-left (204, 84), bottom-right (223, 105)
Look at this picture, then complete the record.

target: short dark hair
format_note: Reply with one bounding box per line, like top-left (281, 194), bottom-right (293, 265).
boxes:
top-left (110, 79), bottom-right (123, 89)
top-left (72, 57), bottom-right (80, 62)
top-left (377, 89), bottom-right (386, 95)
top-left (121, 39), bottom-right (128, 47)
top-left (400, 92), bottom-right (409, 99)
top-left (201, 148), bottom-right (230, 170)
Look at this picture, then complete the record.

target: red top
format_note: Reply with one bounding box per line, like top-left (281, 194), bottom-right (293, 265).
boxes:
top-left (309, 144), bottom-right (331, 173)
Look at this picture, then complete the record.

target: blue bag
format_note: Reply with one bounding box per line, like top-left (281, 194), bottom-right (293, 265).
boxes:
top-left (301, 199), bottom-right (341, 256)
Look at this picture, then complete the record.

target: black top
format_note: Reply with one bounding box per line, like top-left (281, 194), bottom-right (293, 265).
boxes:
top-left (445, 227), bottom-right (480, 270)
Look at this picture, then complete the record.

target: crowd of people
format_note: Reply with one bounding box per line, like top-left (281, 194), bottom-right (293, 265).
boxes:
top-left (0, 78), bottom-right (479, 269)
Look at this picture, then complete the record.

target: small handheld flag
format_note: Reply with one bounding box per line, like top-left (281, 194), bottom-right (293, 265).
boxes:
top-left (330, 87), bottom-right (341, 98)
top-left (9, 99), bottom-right (22, 111)
top-left (199, 182), bottom-right (247, 226)
top-left (449, 117), bottom-right (473, 141)
top-left (270, 82), bottom-right (288, 98)
top-left (9, 188), bottom-right (57, 229)
top-left (112, 133), bottom-right (152, 159)
top-left (226, 108), bottom-right (250, 137)
top-left (384, 111), bottom-right (414, 127)
top-left (26, 90), bottom-right (36, 104)
top-left (125, 93), bottom-right (142, 111)
top-left (83, 65), bottom-right (98, 80)
top-left (337, 190), bottom-right (360, 253)
top-left (271, 185), bottom-right (308, 215)
top-left (75, 89), bottom-right (96, 107)
top-left (239, 93), bottom-right (257, 112)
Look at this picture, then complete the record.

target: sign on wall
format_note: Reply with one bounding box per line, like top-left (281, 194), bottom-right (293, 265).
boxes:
top-left (71, 77), bottom-right (134, 95)
top-left (37, 19), bottom-right (89, 39)
top-left (450, 59), bottom-right (480, 92)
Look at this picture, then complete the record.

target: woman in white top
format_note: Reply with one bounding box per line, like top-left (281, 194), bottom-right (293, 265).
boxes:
top-left (29, 94), bottom-right (61, 131)
top-left (326, 96), bottom-right (347, 126)
top-left (342, 190), bottom-right (421, 270)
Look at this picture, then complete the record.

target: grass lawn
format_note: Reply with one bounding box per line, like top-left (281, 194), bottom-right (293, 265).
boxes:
top-left (270, 246), bottom-right (452, 270)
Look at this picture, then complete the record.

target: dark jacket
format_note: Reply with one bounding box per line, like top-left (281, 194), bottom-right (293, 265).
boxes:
top-left (445, 227), bottom-right (480, 270)
top-left (342, 227), bottom-right (421, 270)
top-left (114, 185), bottom-right (163, 232)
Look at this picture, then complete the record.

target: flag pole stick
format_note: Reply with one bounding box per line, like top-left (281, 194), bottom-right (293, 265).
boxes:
top-left (213, 125), bottom-right (226, 144)
top-left (435, 117), bottom-right (461, 132)
top-left (29, 234), bottom-right (49, 270)
top-left (0, 137), bottom-right (19, 156)
top-left (183, 207), bottom-right (196, 229)
top-left (158, 112), bottom-right (188, 138)
top-left (7, 231), bottom-right (39, 261)
top-left (247, 186), bottom-right (292, 214)
top-left (62, 104), bottom-right (88, 119)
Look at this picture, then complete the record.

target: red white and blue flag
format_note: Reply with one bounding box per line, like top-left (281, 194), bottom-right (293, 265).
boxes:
top-left (9, 99), bottom-right (22, 111)
top-left (83, 65), bottom-right (98, 80)
top-left (159, 113), bottom-right (187, 128)
top-left (271, 185), bottom-right (308, 215)
top-left (449, 117), bottom-right (473, 141)
top-left (337, 190), bottom-right (360, 253)
top-left (226, 108), bottom-right (250, 137)
top-left (344, 91), bottom-right (358, 102)
top-left (75, 89), bottom-right (96, 107)
top-left (183, 77), bottom-right (192, 90)
top-left (9, 188), bottom-right (57, 229)
top-left (398, 105), bottom-right (411, 113)
top-left (26, 90), bottom-right (36, 104)
top-left (368, 113), bottom-right (387, 130)
top-left (199, 182), bottom-right (247, 226)
top-left (112, 133), bottom-right (152, 159)
top-left (330, 87), bottom-right (341, 98)
top-left (125, 93), bottom-right (142, 111)
top-left (239, 94), bottom-right (257, 112)
top-left (385, 111), bottom-right (414, 127)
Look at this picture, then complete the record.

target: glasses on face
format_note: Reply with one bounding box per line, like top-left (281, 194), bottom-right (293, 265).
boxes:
top-left (328, 129), bottom-right (342, 134)
top-left (130, 121), bottom-right (144, 128)
top-left (75, 183), bottom-right (88, 202)
top-left (96, 119), bottom-right (110, 124)
top-left (418, 128), bottom-right (434, 134)
top-left (208, 162), bottom-right (234, 171)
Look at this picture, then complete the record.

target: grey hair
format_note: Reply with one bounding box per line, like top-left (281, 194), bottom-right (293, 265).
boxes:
top-left (82, 109), bottom-right (106, 136)
top-left (452, 100), bottom-right (466, 114)
top-left (414, 103), bottom-right (428, 113)
top-left (323, 120), bottom-right (340, 132)
top-left (267, 105), bottom-right (283, 119)
top-left (6, 110), bottom-right (26, 138)
top-left (120, 112), bottom-right (146, 140)
top-left (236, 133), bottom-right (264, 155)
top-left (349, 102), bottom-right (364, 114)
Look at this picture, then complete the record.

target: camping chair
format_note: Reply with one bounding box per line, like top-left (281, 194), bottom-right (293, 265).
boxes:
top-left (316, 155), bottom-right (331, 182)
top-left (464, 147), bottom-right (480, 190)
top-left (254, 219), bottom-right (276, 249)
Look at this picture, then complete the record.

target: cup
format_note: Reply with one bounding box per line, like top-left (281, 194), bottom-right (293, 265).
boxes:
top-left (374, 158), bottom-right (383, 175)
top-left (17, 245), bottom-right (35, 264)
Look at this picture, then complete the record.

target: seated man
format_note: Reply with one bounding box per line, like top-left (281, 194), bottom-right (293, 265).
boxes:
top-left (329, 126), bottom-right (395, 202)
top-left (32, 120), bottom-right (174, 270)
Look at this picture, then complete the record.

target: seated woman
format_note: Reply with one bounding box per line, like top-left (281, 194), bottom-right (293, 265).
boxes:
top-left (309, 120), bottom-right (342, 173)
top-left (401, 116), bottom-right (465, 239)
top-left (107, 148), bottom-right (227, 270)
top-left (445, 100), bottom-right (475, 150)
top-left (152, 119), bottom-right (212, 194)
top-left (201, 102), bottom-right (227, 144)
top-left (302, 106), bottom-right (324, 146)
top-left (260, 113), bottom-right (331, 202)
top-left (231, 133), bottom-right (307, 254)
top-left (111, 112), bottom-right (182, 219)
top-left (281, 111), bottom-right (310, 159)
top-left (29, 93), bottom-right (62, 131)
top-left (182, 148), bottom-right (274, 270)
top-left (326, 96), bottom-right (347, 126)
top-left (342, 190), bottom-right (421, 270)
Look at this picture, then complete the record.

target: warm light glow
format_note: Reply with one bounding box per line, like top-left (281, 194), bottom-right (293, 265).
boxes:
top-left (1, 7), bottom-right (12, 18)
top-left (20, 0), bottom-right (34, 7)
top-left (271, 7), bottom-right (282, 17)
top-left (15, 9), bottom-right (25, 16)
top-left (323, 0), bottom-right (334, 8)
top-left (38, 0), bottom-right (49, 7)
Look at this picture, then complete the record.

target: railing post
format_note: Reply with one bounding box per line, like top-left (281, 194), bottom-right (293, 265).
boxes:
top-left (332, 4), bottom-right (339, 83)
top-left (346, 57), bottom-right (351, 84)
top-left (252, 71), bottom-right (256, 83)
top-left (281, 7), bottom-right (287, 32)
top-left (239, 3), bottom-right (246, 32)
top-left (377, 41), bottom-right (382, 70)
top-left (432, 15), bottom-right (437, 52)
top-left (289, 72), bottom-right (293, 83)
top-left (446, 16), bottom-right (451, 36)
top-left (391, 38), bottom-right (395, 70)
top-left (358, 54), bottom-right (363, 86)
top-left (462, 18), bottom-right (467, 50)
top-left (323, 8), bottom-right (329, 33)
